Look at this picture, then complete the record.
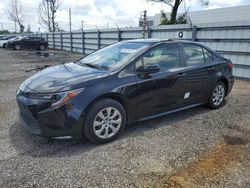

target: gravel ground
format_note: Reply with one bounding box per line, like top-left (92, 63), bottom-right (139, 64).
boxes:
top-left (0, 48), bottom-right (249, 188)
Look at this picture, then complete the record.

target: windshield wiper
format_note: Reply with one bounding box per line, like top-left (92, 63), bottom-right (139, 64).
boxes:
top-left (78, 62), bottom-right (103, 70)
top-left (82, 63), bottom-right (101, 70)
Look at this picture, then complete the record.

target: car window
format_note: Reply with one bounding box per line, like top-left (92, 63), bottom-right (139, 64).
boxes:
top-left (203, 48), bottom-right (214, 62)
top-left (138, 43), bottom-right (181, 70)
top-left (183, 44), bottom-right (204, 65)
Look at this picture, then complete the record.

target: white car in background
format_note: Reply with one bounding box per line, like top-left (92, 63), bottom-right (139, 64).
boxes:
top-left (0, 36), bottom-right (17, 48)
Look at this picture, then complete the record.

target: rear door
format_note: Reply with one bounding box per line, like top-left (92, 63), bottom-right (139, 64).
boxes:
top-left (135, 42), bottom-right (188, 119)
top-left (22, 37), bottom-right (33, 48)
top-left (180, 43), bottom-right (215, 104)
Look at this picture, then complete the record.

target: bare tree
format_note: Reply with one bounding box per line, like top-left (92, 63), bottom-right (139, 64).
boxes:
top-left (38, 0), bottom-right (60, 32)
top-left (7, 0), bottom-right (24, 33)
top-left (147, 0), bottom-right (209, 24)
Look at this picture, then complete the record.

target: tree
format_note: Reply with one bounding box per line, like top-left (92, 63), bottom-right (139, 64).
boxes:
top-left (0, 30), bottom-right (11, 34)
top-left (38, 0), bottom-right (60, 32)
top-left (26, 24), bottom-right (31, 33)
top-left (7, 0), bottom-right (25, 33)
top-left (147, 0), bottom-right (209, 24)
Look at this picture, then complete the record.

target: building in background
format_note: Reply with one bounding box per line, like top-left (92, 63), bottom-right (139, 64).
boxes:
top-left (138, 16), bottom-right (155, 27)
top-left (152, 5), bottom-right (250, 26)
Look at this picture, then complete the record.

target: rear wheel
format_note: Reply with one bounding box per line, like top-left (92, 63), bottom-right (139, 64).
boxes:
top-left (39, 44), bottom-right (45, 51)
top-left (208, 81), bottom-right (226, 109)
top-left (15, 44), bottom-right (21, 50)
top-left (3, 43), bottom-right (6, 48)
top-left (83, 99), bottom-right (126, 144)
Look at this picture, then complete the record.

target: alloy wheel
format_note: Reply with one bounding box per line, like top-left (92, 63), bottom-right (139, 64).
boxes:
top-left (93, 107), bottom-right (122, 139)
top-left (15, 44), bottom-right (21, 50)
top-left (40, 45), bottom-right (45, 50)
top-left (212, 84), bottom-right (225, 106)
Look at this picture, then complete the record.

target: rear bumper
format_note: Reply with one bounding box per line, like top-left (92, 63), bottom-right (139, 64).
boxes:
top-left (227, 75), bottom-right (234, 95)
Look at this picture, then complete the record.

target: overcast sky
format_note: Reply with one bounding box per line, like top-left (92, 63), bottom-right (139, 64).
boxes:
top-left (0, 0), bottom-right (249, 32)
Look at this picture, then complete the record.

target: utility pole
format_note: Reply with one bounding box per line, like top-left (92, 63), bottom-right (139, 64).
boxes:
top-left (107, 22), bottom-right (109, 29)
top-left (142, 10), bottom-right (147, 39)
top-left (69, 8), bottom-right (72, 32)
top-left (14, 21), bottom-right (17, 33)
top-left (0, 23), bottom-right (3, 30)
top-left (81, 20), bottom-right (84, 31)
top-left (46, 0), bottom-right (50, 32)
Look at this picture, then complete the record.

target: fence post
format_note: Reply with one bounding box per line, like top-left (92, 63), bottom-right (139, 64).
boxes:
top-left (70, 32), bottom-right (73, 52)
top-left (82, 31), bottom-right (85, 54)
top-left (192, 26), bottom-right (197, 41)
top-left (46, 33), bottom-right (49, 48)
top-left (117, 29), bottom-right (121, 42)
top-left (148, 27), bottom-right (152, 38)
top-left (60, 32), bottom-right (63, 50)
top-left (52, 32), bottom-right (55, 49)
top-left (97, 30), bottom-right (100, 50)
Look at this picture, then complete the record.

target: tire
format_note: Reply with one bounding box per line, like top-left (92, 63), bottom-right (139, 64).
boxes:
top-left (208, 81), bottom-right (226, 109)
top-left (3, 43), bottom-right (6, 48)
top-left (83, 99), bottom-right (126, 144)
top-left (15, 44), bottom-right (21, 50)
top-left (39, 44), bottom-right (45, 51)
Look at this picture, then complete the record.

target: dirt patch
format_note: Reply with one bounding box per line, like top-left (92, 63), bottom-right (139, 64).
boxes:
top-left (155, 137), bottom-right (248, 188)
top-left (223, 135), bottom-right (249, 146)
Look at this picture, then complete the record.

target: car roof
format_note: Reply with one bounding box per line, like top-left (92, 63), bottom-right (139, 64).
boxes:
top-left (123, 38), bottom-right (199, 45)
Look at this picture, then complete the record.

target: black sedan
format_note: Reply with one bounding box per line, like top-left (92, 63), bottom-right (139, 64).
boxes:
top-left (16, 39), bottom-right (234, 144)
top-left (7, 36), bottom-right (48, 50)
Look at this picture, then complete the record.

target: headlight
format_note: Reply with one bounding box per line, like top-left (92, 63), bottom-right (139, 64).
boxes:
top-left (28, 88), bottom-right (84, 108)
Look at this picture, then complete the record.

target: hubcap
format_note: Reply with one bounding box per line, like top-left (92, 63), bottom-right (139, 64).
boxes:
top-left (40, 45), bottom-right (45, 50)
top-left (93, 107), bottom-right (122, 139)
top-left (15, 45), bottom-right (20, 50)
top-left (212, 84), bottom-right (225, 106)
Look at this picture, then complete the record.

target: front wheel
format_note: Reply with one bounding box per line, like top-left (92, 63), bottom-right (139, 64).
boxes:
top-left (208, 81), bottom-right (226, 109)
top-left (83, 99), bottom-right (126, 144)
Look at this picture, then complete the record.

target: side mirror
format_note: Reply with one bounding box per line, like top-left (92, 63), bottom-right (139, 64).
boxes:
top-left (144, 64), bottom-right (160, 74)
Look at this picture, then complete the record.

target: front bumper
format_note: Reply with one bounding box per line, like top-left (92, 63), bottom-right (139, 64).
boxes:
top-left (6, 43), bottom-right (14, 49)
top-left (17, 92), bottom-right (84, 138)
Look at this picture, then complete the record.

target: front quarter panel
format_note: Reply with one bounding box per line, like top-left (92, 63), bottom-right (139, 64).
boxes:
top-left (81, 70), bottom-right (138, 123)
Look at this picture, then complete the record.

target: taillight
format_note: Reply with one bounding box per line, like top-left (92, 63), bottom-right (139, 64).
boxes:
top-left (227, 63), bottom-right (233, 70)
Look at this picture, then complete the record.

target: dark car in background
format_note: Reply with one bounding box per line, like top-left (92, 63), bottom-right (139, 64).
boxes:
top-left (7, 36), bottom-right (48, 50)
top-left (16, 39), bottom-right (234, 144)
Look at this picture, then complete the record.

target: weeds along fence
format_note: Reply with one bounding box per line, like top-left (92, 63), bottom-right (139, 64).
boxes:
top-left (31, 21), bottom-right (250, 79)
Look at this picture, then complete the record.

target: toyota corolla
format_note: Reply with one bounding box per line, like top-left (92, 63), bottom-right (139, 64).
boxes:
top-left (16, 39), bottom-right (234, 144)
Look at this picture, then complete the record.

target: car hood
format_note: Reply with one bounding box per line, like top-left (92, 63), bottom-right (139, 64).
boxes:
top-left (20, 62), bottom-right (109, 93)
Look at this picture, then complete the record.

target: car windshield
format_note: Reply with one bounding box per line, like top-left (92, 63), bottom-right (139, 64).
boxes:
top-left (77, 42), bottom-right (150, 70)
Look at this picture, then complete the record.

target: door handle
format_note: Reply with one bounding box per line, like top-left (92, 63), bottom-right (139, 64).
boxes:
top-left (207, 66), bottom-right (215, 71)
top-left (170, 73), bottom-right (186, 80)
top-left (176, 73), bottom-right (187, 78)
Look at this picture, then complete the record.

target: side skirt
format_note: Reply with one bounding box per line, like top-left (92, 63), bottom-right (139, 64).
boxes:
top-left (138, 103), bottom-right (203, 122)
